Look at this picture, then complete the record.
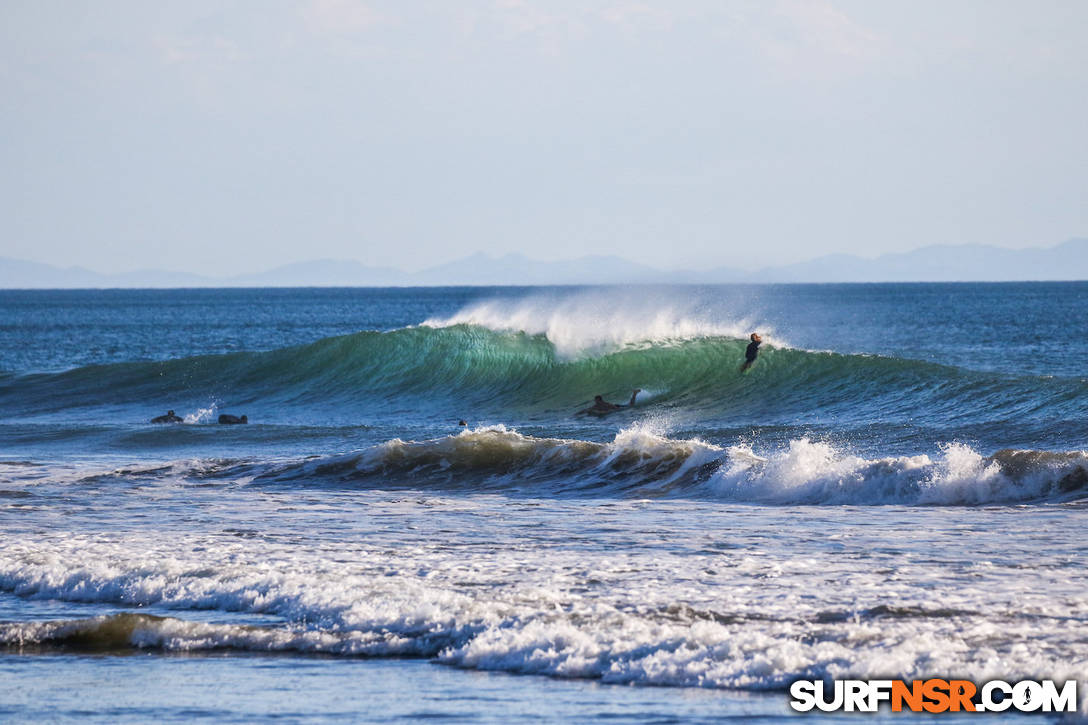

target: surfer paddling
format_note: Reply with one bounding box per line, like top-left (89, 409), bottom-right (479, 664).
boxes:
top-left (577, 389), bottom-right (641, 417)
top-left (150, 410), bottom-right (183, 424)
top-left (740, 333), bottom-right (762, 373)
top-left (218, 414), bottom-right (248, 424)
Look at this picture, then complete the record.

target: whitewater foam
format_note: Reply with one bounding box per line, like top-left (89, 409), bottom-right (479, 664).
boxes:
top-left (183, 405), bottom-right (218, 425)
top-left (712, 438), bottom-right (1088, 505)
top-left (1, 514), bottom-right (1085, 698)
top-left (15, 420), bottom-right (1080, 507)
top-left (422, 290), bottom-right (782, 358)
top-left (244, 426), bottom-right (1088, 505)
top-left (38, 424), bottom-right (1086, 506)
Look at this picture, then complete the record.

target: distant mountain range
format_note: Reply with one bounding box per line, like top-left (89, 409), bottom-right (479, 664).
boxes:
top-left (2, 238), bottom-right (1087, 288)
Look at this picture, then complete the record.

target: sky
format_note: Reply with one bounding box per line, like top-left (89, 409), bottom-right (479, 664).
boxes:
top-left (1, 1), bottom-right (1086, 276)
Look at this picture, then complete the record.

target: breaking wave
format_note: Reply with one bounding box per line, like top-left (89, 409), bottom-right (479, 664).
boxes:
top-left (75, 426), bottom-right (1088, 506)
top-left (1, 324), bottom-right (1084, 429)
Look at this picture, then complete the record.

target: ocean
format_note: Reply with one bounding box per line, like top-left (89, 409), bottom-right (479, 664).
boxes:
top-left (0, 284), bottom-right (1085, 722)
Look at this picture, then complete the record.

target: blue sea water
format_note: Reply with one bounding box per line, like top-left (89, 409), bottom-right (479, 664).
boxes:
top-left (0, 284), bottom-right (1085, 722)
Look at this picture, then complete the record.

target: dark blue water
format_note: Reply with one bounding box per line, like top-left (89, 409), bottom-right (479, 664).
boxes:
top-left (0, 284), bottom-right (1085, 721)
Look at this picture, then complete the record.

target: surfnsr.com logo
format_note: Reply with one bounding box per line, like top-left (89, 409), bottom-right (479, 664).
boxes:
top-left (789, 679), bottom-right (1078, 713)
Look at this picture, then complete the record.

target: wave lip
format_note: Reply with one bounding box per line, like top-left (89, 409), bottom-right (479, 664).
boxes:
top-left (260, 424), bottom-right (723, 496)
top-left (421, 291), bottom-right (778, 359)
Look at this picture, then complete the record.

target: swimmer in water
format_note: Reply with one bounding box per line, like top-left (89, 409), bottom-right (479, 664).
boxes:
top-left (577, 389), bottom-right (641, 417)
top-left (150, 410), bottom-right (183, 424)
top-left (740, 333), bottom-right (762, 372)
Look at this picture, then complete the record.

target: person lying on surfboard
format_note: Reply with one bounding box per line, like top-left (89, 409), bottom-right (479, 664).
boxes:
top-left (218, 413), bottom-right (248, 424)
top-left (740, 333), bottom-right (762, 372)
top-left (577, 389), bottom-right (641, 417)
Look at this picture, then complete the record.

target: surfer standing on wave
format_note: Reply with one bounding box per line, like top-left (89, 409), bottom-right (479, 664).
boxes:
top-left (577, 389), bottom-right (641, 417)
top-left (740, 333), bottom-right (762, 373)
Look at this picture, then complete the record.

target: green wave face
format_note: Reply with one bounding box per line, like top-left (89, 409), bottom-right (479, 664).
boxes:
top-left (0, 324), bottom-right (1084, 428)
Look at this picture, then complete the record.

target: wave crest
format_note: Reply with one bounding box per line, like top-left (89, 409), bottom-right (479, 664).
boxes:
top-left (236, 427), bottom-right (1088, 505)
top-left (715, 440), bottom-right (1088, 505)
top-left (422, 291), bottom-right (777, 359)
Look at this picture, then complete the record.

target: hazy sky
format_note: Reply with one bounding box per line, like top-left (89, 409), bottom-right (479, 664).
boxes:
top-left (2, 1), bottom-right (1086, 275)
